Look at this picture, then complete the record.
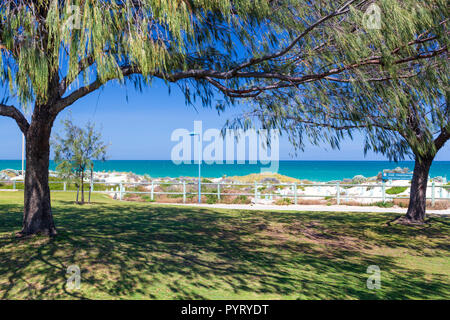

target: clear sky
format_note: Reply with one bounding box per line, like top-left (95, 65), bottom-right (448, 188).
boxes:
top-left (0, 80), bottom-right (449, 161)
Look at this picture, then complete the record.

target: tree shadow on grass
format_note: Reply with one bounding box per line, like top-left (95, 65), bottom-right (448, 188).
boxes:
top-left (0, 201), bottom-right (449, 299)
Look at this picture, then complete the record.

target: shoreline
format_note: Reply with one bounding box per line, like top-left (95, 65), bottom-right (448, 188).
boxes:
top-left (0, 160), bottom-right (449, 182)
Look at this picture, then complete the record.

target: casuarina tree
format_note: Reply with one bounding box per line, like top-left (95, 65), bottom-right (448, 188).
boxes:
top-left (52, 117), bottom-right (108, 204)
top-left (227, 1), bottom-right (448, 224)
top-left (0, 0), bottom-right (446, 235)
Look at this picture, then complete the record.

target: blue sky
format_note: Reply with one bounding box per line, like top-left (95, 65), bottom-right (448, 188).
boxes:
top-left (0, 80), bottom-right (449, 161)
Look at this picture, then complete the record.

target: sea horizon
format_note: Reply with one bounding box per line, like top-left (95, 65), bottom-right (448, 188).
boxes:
top-left (1, 160), bottom-right (449, 182)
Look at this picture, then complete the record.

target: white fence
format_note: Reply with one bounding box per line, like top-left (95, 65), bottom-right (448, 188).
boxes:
top-left (1, 180), bottom-right (449, 206)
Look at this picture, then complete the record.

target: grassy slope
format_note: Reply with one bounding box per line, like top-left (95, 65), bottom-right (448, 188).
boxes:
top-left (0, 191), bottom-right (448, 300)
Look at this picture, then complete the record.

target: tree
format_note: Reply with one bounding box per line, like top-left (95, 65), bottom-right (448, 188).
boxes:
top-left (0, 1), bottom-right (445, 235)
top-left (227, 0), bottom-right (448, 224)
top-left (232, 71), bottom-right (448, 224)
top-left (52, 118), bottom-right (107, 204)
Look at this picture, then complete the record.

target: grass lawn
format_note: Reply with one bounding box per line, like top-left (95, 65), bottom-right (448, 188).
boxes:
top-left (0, 191), bottom-right (449, 299)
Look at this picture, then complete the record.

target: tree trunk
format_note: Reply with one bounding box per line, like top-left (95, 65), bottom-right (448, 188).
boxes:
top-left (405, 155), bottom-right (433, 224)
top-left (89, 167), bottom-right (93, 204)
top-left (81, 170), bottom-right (85, 204)
top-left (19, 112), bottom-right (57, 237)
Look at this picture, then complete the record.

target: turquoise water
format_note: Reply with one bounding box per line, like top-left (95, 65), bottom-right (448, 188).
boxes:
top-left (0, 160), bottom-right (448, 181)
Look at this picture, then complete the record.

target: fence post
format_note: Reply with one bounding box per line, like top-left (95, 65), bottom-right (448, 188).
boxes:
top-left (336, 182), bottom-right (340, 205)
top-left (382, 182), bottom-right (386, 203)
top-left (119, 183), bottom-right (123, 200)
top-left (63, 181), bottom-right (67, 191)
top-left (268, 183), bottom-right (272, 200)
top-left (13, 180), bottom-right (16, 190)
top-left (183, 181), bottom-right (186, 203)
top-left (432, 181), bottom-right (435, 206)
top-left (254, 181), bottom-right (258, 201)
top-left (151, 181), bottom-right (154, 201)
top-left (294, 182), bottom-right (297, 205)
top-left (217, 183), bottom-right (221, 202)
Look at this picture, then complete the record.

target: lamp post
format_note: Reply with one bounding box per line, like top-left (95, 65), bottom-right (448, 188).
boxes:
top-left (190, 132), bottom-right (201, 203)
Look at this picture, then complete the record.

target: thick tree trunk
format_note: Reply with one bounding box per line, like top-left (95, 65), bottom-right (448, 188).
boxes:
top-left (19, 111), bottom-right (57, 236)
top-left (405, 156), bottom-right (433, 224)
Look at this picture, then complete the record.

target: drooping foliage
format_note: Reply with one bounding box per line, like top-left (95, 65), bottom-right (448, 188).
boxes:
top-left (0, 0), bottom-right (446, 114)
top-left (226, 0), bottom-right (448, 162)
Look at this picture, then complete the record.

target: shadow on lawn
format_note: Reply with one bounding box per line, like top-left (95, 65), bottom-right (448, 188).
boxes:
top-left (0, 200), bottom-right (449, 299)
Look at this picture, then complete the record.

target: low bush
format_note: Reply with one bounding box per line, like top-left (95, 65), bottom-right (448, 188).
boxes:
top-left (374, 201), bottom-right (394, 208)
top-left (275, 198), bottom-right (292, 205)
top-left (386, 186), bottom-right (408, 195)
top-left (206, 194), bottom-right (218, 204)
top-left (232, 195), bottom-right (251, 204)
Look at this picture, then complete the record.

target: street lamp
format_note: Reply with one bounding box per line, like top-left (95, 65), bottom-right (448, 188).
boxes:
top-left (189, 132), bottom-right (201, 204)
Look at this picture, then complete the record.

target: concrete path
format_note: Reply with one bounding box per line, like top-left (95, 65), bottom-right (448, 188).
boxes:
top-left (154, 202), bottom-right (450, 215)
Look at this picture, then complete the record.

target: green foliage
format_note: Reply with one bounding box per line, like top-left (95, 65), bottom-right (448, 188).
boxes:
top-left (232, 195), bottom-right (250, 204)
top-left (386, 187), bottom-right (408, 195)
top-left (2, 1), bottom-right (445, 112)
top-left (52, 116), bottom-right (108, 201)
top-left (0, 0), bottom-right (284, 107)
top-left (374, 201), bottom-right (395, 208)
top-left (167, 194), bottom-right (183, 199)
top-left (275, 197), bottom-right (292, 205)
top-left (206, 194), bottom-right (218, 204)
top-left (227, 0), bottom-right (448, 162)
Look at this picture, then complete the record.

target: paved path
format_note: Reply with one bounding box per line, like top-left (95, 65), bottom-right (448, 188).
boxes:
top-left (154, 202), bottom-right (450, 215)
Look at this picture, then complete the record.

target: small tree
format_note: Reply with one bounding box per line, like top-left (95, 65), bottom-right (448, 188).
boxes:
top-left (53, 118), bottom-right (108, 204)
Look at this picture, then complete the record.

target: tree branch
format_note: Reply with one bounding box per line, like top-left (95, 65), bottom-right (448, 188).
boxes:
top-left (0, 103), bottom-right (29, 134)
top-left (55, 66), bottom-right (141, 113)
top-left (434, 127), bottom-right (450, 151)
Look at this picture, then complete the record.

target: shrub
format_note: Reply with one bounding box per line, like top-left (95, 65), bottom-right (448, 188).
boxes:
top-left (374, 201), bottom-right (394, 208)
top-left (275, 198), bottom-right (292, 205)
top-left (232, 195), bottom-right (250, 204)
top-left (386, 186), bottom-right (408, 195)
top-left (167, 194), bottom-right (183, 199)
top-left (141, 195), bottom-right (154, 202)
top-left (206, 194), bottom-right (218, 204)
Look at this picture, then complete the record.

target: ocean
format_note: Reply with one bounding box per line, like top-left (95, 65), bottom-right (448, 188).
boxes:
top-left (0, 160), bottom-right (448, 182)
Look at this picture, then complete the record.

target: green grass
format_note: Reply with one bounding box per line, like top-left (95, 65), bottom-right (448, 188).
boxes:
top-left (0, 191), bottom-right (449, 300)
top-left (386, 187), bottom-right (408, 195)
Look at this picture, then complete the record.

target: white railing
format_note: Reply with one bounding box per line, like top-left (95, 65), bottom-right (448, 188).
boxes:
top-left (1, 179), bottom-right (449, 206)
